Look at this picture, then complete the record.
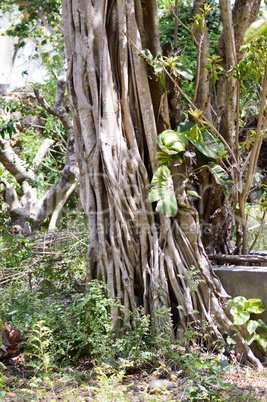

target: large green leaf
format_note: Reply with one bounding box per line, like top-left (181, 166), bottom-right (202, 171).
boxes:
top-left (229, 296), bottom-right (247, 312)
top-left (174, 63), bottom-right (194, 81)
top-left (244, 18), bottom-right (267, 43)
top-left (231, 310), bottom-right (250, 326)
top-left (247, 320), bottom-right (259, 334)
top-left (257, 319), bottom-right (267, 331)
top-left (156, 150), bottom-right (173, 166)
top-left (229, 296), bottom-right (250, 325)
top-left (246, 332), bottom-right (257, 345)
top-left (229, 296), bottom-right (247, 308)
top-left (189, 130), bottom-right (227, 162)
top-left (156, 150), bottom-right (182, 167)
top-left (149, 166), bottom-right (177, 217)
top-left (244, 299), bottom-right (265, 314)
top-left (175, 120), bottom-right (195, 134)
top-left (207, 163), bottom-right (233, 186)
top-left (189, 138), bottom-right (216, 161)
top-left (256, 333), bottom-right (267, 351)
top-left (202, 130), bottom-right (227, 158)
top-left (157, 129), bottom-right (187, 155)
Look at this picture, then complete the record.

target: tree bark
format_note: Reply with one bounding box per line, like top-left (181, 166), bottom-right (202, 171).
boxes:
top-left (193, 0), bottom-right (213, 122)
top-left (62, 0), bottom-right (264, 368)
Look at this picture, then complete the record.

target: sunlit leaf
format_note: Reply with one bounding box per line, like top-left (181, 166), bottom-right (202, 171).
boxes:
top-left (188, 125), bottom-right (203, 142)
top-left (157, 129), bottom-right (187, 155)
top-left (247, 320), bottom-right (259, 334)
top-left (231, 310), bottom-right (250, 326)
top-left (246, 332), bottom-right (257, 345)
top-left (244, 18), bottom-right (267, 43)
top-left (156, 150), bottom-right (182, 166)
top-left (244, 299), bottom-right (265, 314)
top-left (174, 63), bottom-right (194, 80)
top-left (149, 166), bottom-right (177, 217)
top-left (186, 190), bottom-right (201, 199)
top-left (229, 296), bottom-right (247, 309)
top-left (156, 150), bottom-right (174, 166)
top-left (256, 333), bottom-right (267, 350)
top-left (207, 163), bottom-right (233, 186)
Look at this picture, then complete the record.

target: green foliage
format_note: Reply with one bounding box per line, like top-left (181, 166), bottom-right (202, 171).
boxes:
top-left (178, 266), bottom-right (204, 294)
top-left (244, 16), bottom-right (267, 43)
top-left (26, 321), bottom-right (52, 374)
top-left (229, 296), bottom-right (267, 351)
top-left (0, 91), bottom-right (67, 203)
top-left (149, 122), bottom-right (232, 217)
top-left (170, 320), bottom-right (234, 401)
top-left (149, 165), bottom-right (178, 217)
top-left (140, 48), bottom-right (193, 85)
top-left (0, 118), bottom-right (17, 139)
top-left (92, 364), bottom-right (128, 401)
top-left (157, 0), bottom-right (222, 99)
top-left (114, 308), bottom-right (152, 366)
top-left (193, 3), bottom-right (214, 34)
top-left (0, 362), bottom-right (8, 398)
top-left (1, 279), bottom-right (115, 363)
top-left (204, 54), bottom-right (224, 85)
top-left (229, 32), bottom-right (267, 122)
top-left (181, 352), bottom-right (231, 401)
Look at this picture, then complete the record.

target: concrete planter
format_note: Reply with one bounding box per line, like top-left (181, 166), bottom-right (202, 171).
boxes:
top-left (213, 265), bottom-right (267, 323)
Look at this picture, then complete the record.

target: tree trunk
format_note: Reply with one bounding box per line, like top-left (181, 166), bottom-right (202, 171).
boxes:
top-left (62, 0), bottom-right (263, 368)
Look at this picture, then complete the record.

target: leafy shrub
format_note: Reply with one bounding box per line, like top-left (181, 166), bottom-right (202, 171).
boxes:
top-left (1, 280), bottom-right (116, 364)
top-left (229, 296), bottom-right (267, 351)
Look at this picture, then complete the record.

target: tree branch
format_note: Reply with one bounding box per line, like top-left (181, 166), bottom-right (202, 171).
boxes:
top-left (48, 180), bottom-right (78, 231)
top-left (32, 138), bottom-right (55, 173)
top-left (38, 8), bottom-right (57, 36)
top-left (0, 137), bottom-right (34, 184)
top-left (34, 76), bottom-right (73, 134)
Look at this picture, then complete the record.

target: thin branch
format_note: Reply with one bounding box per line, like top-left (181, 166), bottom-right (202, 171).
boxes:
top-left (48, 180), bottom-right (78, 231)
top-left (38, 8), bottom-right (57, 36)
top-left (193, 32), bottom-right (204, 102)
top-left (32, 138), bottom-right (55, 173)
top-left (173, 0), bottom-right (179, 50)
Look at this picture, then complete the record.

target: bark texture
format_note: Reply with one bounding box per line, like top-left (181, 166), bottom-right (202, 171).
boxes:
top-left (62, 0), bottom-right (263, 367)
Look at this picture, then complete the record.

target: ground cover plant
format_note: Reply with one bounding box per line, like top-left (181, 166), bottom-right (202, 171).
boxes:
top-left (0, 214), bottom-right (267, 400)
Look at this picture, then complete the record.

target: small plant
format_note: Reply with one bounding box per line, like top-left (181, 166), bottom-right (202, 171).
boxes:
top-left (26, 320), bottom-right (52, 375)
top-left (0, 362), bottom-right (8, 398)
top-left (181, 352), bottom-right (231, 401)
top-left (93, 364), bottom-right (128, 401)
top-left (229, 296), bottom-right (267, 351)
